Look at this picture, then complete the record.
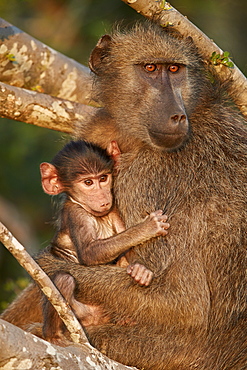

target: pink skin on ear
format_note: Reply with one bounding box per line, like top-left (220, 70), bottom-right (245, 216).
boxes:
top-left (107, 141), bottom-right (121, 167)
top-left (40, 162), bottom-right (63, 195)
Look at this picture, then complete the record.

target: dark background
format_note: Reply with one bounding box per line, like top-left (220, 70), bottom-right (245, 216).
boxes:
top-left (0, 0), bottom-right (246, 309)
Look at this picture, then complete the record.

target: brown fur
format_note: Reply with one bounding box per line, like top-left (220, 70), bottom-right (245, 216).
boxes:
top-left (1, 283), bottom-right (43, 329)
top-left (2, 22), bottom-right (247, 369)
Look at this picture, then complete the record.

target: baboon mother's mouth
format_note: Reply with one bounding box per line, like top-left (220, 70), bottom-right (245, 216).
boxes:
top-left (149, 131), bottom-right (188, 150)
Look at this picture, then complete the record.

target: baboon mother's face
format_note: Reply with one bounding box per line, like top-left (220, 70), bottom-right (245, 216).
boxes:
top-left (89, 24), bottom-right (205, 152)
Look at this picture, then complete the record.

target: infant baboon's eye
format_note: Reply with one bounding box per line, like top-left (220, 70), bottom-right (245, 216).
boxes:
top-left (84, 179), bottom-right (93, 186)
top-left (99, 175), bottom-right (108, 182)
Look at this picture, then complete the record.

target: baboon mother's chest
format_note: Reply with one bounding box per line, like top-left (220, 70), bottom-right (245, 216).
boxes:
top-left (114, 152), bottom-right (173, 226)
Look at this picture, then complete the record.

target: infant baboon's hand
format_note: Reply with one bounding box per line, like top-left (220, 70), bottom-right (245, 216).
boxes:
top-left (127, 263), bottom-right (153, 286)
top-left (145, 210), bottom-right (170, 237)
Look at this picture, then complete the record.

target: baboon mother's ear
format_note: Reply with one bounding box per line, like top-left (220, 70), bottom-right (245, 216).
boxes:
top-left (89, 34), bottom-right (112, 74)
top-left (40, 162), bottom-right (64, 195)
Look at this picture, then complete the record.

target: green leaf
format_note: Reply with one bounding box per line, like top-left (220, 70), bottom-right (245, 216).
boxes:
top-left (210, 50), bottom-right (234, 68)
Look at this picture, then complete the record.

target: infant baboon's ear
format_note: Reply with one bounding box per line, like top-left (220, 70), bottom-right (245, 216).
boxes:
top-left (40, 162), bottom-right (63, 195)
top-left (106, 141), bottom-right (121, 166)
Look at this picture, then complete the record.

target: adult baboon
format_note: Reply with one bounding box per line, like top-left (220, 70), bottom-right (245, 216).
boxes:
top-left (3, 22), bottom-right (247, 369)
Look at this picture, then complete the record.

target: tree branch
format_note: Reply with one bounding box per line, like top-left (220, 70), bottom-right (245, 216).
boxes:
top-left (0, 18), bottom-right (94, 105)
top-left (0, 320), bottom-right (136, 369)
top-left (0, 221), bottom-right (88, 345)
top-left (0, 81), bottom-right (97, 133)
top-left (122, 0), bottom-right (247, 117)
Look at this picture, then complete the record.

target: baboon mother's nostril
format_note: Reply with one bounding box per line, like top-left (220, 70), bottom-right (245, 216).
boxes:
top-left (171, 114), bottom-right (187, 124)
top-left (172, 115), bottom-right (179, 122)
top-left (180, 115), bottom-right (187, 124)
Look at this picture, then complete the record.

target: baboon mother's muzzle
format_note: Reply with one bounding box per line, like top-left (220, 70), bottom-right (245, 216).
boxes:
top-left (149, 113), bottom-right (189, 151)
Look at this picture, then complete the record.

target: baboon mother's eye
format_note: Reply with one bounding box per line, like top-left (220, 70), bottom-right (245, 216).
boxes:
top-left (168, 65), bottom-right (179, 73)
top-left (144, 64), bottom-right (157, 72)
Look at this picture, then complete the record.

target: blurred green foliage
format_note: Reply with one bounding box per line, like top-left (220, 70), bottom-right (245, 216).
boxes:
top-left (0, 276), bottom-right (29, 311)
top-left (0, 0), bottom-right (246, 310)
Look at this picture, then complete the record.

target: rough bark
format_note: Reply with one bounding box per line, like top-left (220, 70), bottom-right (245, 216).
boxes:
top-left (0, 18), bottom-right (94, 105)
top-left (0, 320), bottom-right (136, 370)
top-left (0, 81), bottom-right (97, 133)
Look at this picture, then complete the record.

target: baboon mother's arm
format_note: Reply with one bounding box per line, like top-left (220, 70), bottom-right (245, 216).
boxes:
top-left (37, 252), bottom-right (210, 327)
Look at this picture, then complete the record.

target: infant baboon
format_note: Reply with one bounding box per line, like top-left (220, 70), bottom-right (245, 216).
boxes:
top-left (40, 140), bottom-right (168, 278)
top-left (39, 139), bottom-right (169, 343)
